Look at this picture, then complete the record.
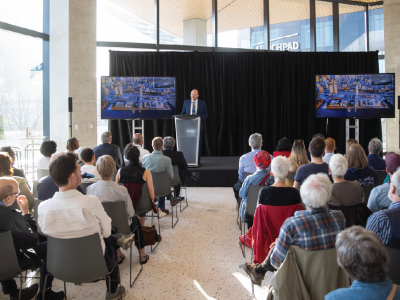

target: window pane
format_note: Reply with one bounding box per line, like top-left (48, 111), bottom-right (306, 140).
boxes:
top-left (369, 5), bottom-right (384, 54)
top-left (316, 1), bottom-right (333, 52)
top-left (270, 0), bottom-right (310, 52)
top-left (339, 4), bottom-right (366, 52)
top-left (97, 0), bottom-right (155, 44)
top-left (160, 0), bottom-right (212, 46)
top-left (218, 0), bottom-right (263, 49)
top-left (0, 30), bottom-right (43, 147)
top-left (0, 0), bottom-right (43, 32)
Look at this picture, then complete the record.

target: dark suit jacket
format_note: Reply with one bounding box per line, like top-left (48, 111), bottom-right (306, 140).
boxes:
top-left (162, 149), bottom-right (192, 183)
top-left (37, 175), bottom-right (84, 200)
top-left (93, 143), bottom-right (124, 169)
top-left (181, 99), bottom-right (208, 120)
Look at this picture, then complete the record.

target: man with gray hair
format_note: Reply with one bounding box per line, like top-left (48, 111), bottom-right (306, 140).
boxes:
top-left (367, 167), bottom-right (400, 248)
top-left (93, 131), bottom-right (124, 170)
top-left (129, 133), bottom-right (150, 164)
top-left (162, 136), bottom-right (199, 201)
top-left (233, 133), bottom-right (264, 202)
top-left (244, 173), bottom-right (345, 286)
top-left (367, 138), bottom-right (386, 171)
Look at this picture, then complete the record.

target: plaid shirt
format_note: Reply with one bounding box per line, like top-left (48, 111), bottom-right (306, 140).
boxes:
top-left (271, 207), bottom-right (345, 269)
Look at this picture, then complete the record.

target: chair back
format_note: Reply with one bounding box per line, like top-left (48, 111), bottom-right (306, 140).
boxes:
top-left (385, 246), bottom-right (400, 285)
top-left (102, 201), bottom-right (131, 235)
top-left (0, 231), bottom-right (23, 281)
top-left (170, 165), bottom-right (180, 186)
top-left (377, 171), bottom-right (387, 186)
top-left (112, 169), bottom-right (118, 181)
top-left (243, 172), bottom-right (252, 181)
top-left (33, 199), bottom-right (44, 235)
top-left (362, 185), bottom-right (376, 205)
top-left (47, 233), bottom-right (109, 283)
top-left (37, 169), bottom-right (50, 180)
top-left (246, 185), bottom-right (264, 217)
top-left (151, 171), bottom-right (171, 198)
top-left (79, 182), bottom-right (94, 194)
top-left (135, 183), bottom-right (152, 215)
top-left (286, 172), bottom-right (296, 181)
top-left (329, 203), bottom-right (372, 228)
top-left (32, 180), bottom-right (38, 199)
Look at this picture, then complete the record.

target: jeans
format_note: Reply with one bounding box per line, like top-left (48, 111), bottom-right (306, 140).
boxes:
top-left (158, 198), bottom-right (166, 209)
top-left (233, 182), bottom-right (242, 203)
top-left (104, 237), bottom-right (120, 294)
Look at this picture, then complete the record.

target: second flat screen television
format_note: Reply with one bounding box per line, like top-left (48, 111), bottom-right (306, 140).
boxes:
top-left (315, 74), bottom-right (395, 118)
top-left (101, 76), bottom-right (176, 119)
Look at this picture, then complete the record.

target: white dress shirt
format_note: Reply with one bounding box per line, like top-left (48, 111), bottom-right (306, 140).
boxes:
top-left (124, 144), bottom-right (150, 164)
top-left (38, 157), bottom-right (51, 170)
top-left (80, 164), bottom-right (101, 182)
top-left (190, 100), bottom-right (198, 115)
top-left (38, 189), bottom-right (112, 254)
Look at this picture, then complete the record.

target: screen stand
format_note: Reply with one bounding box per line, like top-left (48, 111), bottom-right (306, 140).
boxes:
top-left (132, 119), bottom-right (145, 142)
top-left (346, 119), bottom-right (359, 154)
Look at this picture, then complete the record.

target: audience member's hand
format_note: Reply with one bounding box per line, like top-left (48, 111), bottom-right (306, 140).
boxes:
top-left (270, 238), bottom-right (278, 249)
top-left (17, 196), bottom-right (29, 215)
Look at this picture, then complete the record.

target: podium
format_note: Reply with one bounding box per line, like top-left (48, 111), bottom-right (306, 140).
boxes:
top-left (174, 115), bottom-right (201, 167)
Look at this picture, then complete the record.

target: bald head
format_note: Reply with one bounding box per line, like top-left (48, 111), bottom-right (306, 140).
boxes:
top-left (133, 133), bottom-right (143, 145)
top-left (190, 89), bottom-right (199, 101)
top-left (0, 177), bottom-right (18, 205)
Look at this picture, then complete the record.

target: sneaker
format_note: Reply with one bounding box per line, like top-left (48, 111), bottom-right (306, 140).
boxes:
top-left (161, 208), bottom-right (169, 215)
top-left (10, 283), bottom-right (39, 300)
top-left (158, 210), bottom-right (167, 218)
top-left (176, 196), bottom-right (185, 201)
top-left (191, 172), bottom-right (200, 180)
top-left (35, 289), bottom-right (65, 300)
top-left (243, 262), bottom-right (264, 286)
top-left (116, 232), bottom-right (135, 250)
top-left (105, 286), bottom-right (126, 300)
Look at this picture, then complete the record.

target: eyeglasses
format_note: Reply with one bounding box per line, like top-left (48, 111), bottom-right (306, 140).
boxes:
top-left (10, 190), bottom-right (20, 197)
top-left (294, 139), bottom-right (304, 143)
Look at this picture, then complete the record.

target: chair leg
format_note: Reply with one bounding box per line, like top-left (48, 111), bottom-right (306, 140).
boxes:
top-left (129, 235), bottom-right (143, 288)
top-left (43, 274), bottom-right (49, 300)
top-left (151, 211), bottom-right (161, 253)
top-left (171, 193), bottom-right (179, 229)
top-left (180, 183), bottom-right (188, 212)
top-left (64, 281), bottom-right (67, 300)
top-left (19, 274), bottom-right (22, 300)
top-left (239, 217), bottom-right (245, 258)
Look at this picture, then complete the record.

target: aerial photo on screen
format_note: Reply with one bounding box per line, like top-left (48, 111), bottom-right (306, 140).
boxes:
top-left (315, 74), bottom-right (395, 118)
top-left (101, 76), bottom-right (176, 119)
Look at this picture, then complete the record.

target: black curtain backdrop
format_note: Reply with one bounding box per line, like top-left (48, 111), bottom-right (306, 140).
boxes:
top-left (108, 51), bottom-right (381, 156)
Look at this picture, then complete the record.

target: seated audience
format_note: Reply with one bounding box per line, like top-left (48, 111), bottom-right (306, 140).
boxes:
top-left (0, 152), bottom-right (34, 210)
top-left (38, 153), bottom-right (134, 300)
top-left (367, 138), bottom-right (386, 171)
top-left (233, 133), bottom-right (263, 202)
top-left (244, 173), bottom-right (345, 285)
top-left (38, 140), bottom-right (57, 170)
top-left (368, 152), bottom-right (400, 213)
top-left (306, 133), bottom-right (324, 160)
top-left (326, 226), bottom-right (400, 300)
top-left (37, 153), bottom-right (84, 200)
top-left (87, 155), bottom-right (150, 264)
top-left (162, 136), bottom-right (199, 201)
top-left (239, 151), bottom-right (273, 229)
top-left (328, 154), bottom-right (364, 206)
top-left (257, 156), bottom-right (301, 206)
top-left (322, 137), bottom-right (336, 164)
top-left (345, 144), bottom-right (378, 186)
top-left (93, 131), bottom-right (124, 170)
top-left (273, 137), bottom-right (291, 158)
top-left (344, 139), bottom-right (358, 159)
top-left (294, 137), bottom-right (331, 189)
top-left (0, 146), bottom-right (28, 183)
top-left (124, 133), bottom-right (150, 165)
top-left (367, 168), bottom-right (400, 247)
top-left (65, 137), bottom-right (80, 153)
top-left (0, 177), bottom-right (64, 300)
top-left (117, 144), bottom-right (164, 222)
top-left (142, 137), bottom-right (175, 214)
top-left (80, 148), bottom-right (100, 182)
top-left (287, 140), bottom-right (309, 186)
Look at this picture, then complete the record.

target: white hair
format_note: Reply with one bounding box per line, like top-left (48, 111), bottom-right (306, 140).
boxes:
top-left (249, 133), bottom-right (262, 150)
top-left (391, 169), bottom-right (400, 197)
top-left (368, 138), bottom-right (382, 155)
top-left (300, 173), bottom-right (332, 209)
top-left (271, 156), bottom-right (290, 182)
top-left (101, 131), bottom-right (112, 143)
top-left (329, 154), bottom-right (348, 178)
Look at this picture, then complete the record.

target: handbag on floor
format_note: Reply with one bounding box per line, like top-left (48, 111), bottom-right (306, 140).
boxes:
top-left (142, 225), bottom-right (161, 246)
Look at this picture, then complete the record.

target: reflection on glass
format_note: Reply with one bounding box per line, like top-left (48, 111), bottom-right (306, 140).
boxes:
top-left (339, 4), bottom-right (366, 52)
top-left (369, 6), bottom-right (384, 53)
top-left (316, 1), bottom-right (333, 52)
top-left (0, 0), bottom-right (43, 32)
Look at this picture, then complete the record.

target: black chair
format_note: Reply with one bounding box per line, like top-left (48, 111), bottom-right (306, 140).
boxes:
top-left (171, 165), bottom-right (188, 212)
top-left (376, 171), bottom-right (387, 186)
top-left (44, 233), bottom-right (122, 300)
top-left (102, 201), bottom-right (143, 288)
top-left (362, 185), bottom-right (376, 205)
top-left (79, 182), bottom-right (94, 194)
top-left (286, 172), bottom-right (296, 182)
top-left (385, 246), bottom-right (400, 285)
top-left (151, 171), bottom-right (178, 229)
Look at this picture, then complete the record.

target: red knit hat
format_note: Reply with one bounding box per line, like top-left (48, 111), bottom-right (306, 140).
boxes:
top-left (254, 151), bottom-right (271, 169)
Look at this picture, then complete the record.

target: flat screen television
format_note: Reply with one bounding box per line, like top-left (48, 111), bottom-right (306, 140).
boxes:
top-left (101, 76), bottom-right (176, 119)
top-left (315, 74), bottom-right (395, 119)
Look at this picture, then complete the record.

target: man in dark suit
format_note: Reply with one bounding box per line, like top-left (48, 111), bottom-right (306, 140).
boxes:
top-left (93, 131), bottom-right (124, 169)
top-left (162, 136), bottom-right (199, 200)
top-left (181, 89), bottom-right (208, 163)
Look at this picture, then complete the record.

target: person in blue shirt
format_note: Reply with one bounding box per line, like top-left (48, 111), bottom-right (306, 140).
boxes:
top-left (367, 138), bottom-right (386, 171)
top-left (326, 226), bottom-right (400, 300)
top-left (233, 133), bottom-right (264, 202)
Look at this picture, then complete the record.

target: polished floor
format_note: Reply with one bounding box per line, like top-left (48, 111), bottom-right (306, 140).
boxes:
top-left (1, 188), bottom-right (272, 300)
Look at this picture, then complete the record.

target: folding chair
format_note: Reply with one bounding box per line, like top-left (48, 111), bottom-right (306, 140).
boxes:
top-left (286, 172), bottom-right (296, 181)
top-left (32, 180), bottom-right (38, 199)
top-left (0, 231), bottom-right (41, 300)
top-left (385, 246), bottom-right (400, 285)
top-left (44, 233), bottom-right (123, 300)
top-left (237, 172), bottom-right (253, 229)
top-left (37, 169), bottom-right (50, 180)
top-left (362, 184), bottom-right (376, 205)
top-left (79, 182), bottom-right (94, 194)
top-left (151, 171), bottom-right (178, 228)
top-left (171, 165), bottom-right (188, 212)
top-left (102, 201), bottom-right (143, 288)
top-left (376, 170), bottom-right (387, 186)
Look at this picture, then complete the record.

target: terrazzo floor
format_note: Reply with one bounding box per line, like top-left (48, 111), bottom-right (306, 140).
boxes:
top-left (2, 187), bottom-right (272, 300)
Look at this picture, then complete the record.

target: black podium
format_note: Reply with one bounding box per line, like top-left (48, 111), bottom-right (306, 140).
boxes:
top-left (174, 115), bottom-right (201, 167)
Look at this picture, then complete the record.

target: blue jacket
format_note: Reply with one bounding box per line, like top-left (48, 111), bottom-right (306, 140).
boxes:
top-left (368, 154), bottom-right (386, 171)
top-left (181, 99), bottom-right (208, 120)
top-left (344, 166), bottom-right (378, 186)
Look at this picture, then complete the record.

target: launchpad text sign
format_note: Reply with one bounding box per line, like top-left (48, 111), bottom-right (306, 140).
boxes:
top-left (270, 42), bottom-right (300, 51)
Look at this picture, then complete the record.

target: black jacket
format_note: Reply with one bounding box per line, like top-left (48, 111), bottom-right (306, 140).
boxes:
top-left (0, 204), bottom-right (41, 270)
top-left (162, 149), bottom-right (192, 183)
top-left (93, 143), bottom-right (124, 170)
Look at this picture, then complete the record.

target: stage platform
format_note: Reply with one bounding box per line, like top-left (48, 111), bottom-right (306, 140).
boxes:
top-left (185, 156), bottom-right (239, 187)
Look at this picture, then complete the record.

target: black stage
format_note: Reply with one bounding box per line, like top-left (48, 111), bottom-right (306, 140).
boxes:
top-left (185, 156), bottom-right (239, 187)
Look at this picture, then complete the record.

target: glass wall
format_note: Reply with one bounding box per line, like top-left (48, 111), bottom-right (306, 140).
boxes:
top-left (369, 6), bottom-right (384, 53)
top-left (0, 0), bottom-right (43, 32)
top-left (339, 4), bottom-right (366, 52)
top-left (316, 1), bottom-right (333, 51)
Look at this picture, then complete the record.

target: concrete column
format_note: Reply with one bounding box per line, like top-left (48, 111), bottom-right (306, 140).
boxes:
top-left (384, 0), bottom-right (400, 152)
top-left (50, 0), bottom-right (97, 150)
top-left (183, 18), bottom-right (207, 46)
